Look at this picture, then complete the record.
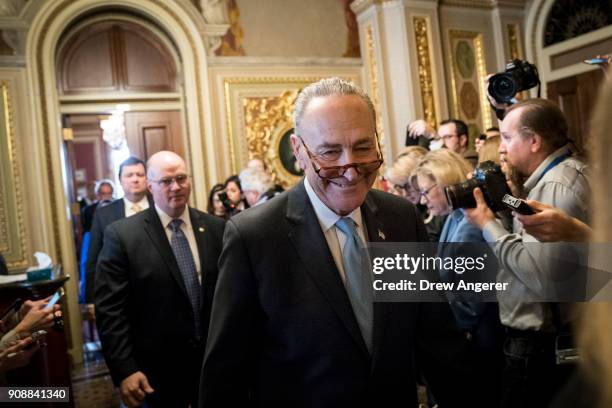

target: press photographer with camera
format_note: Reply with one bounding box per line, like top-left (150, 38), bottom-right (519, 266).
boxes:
top-left (462, 98), bottom-right (589, 408)
top-left (407, 118), bottom-right (479, 167)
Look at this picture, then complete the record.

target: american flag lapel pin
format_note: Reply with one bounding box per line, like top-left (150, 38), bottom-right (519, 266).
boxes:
top-left (378, 229), bottom-right (385, 240)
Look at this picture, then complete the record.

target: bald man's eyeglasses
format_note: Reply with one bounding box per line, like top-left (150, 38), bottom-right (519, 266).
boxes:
top-left (149, 174), bottom-right (189, 188)
top-left (298, 133), bottom-right (384, 179)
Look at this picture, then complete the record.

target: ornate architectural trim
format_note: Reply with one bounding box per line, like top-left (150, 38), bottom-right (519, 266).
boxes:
top-left (0, 81), bottom-right (28, 268)
top-left (244, 90), bottom-right (301, 188)
top-left (223, 76), bottom-right (328, 175)
top-left (448, 30), bottom-right (492, 132)
top-left (364, 25), bottom-right (385, 153)
top-left (507, 23), bottom-right (522, 60)
top-left (413, 16), bottom-right (437, 130)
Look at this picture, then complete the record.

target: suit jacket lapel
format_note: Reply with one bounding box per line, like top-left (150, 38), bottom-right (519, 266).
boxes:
top-left (143, 207), bottom-right (189, 299)
top-left (361, 193), bottom-right (387, 366)
top-left (286, 182), bottom-right (370, 358)
top-left (189, 208), bottom-right (210, 281)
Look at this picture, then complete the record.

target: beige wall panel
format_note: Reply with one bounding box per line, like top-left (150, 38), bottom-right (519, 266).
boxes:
top-left (236, 0), bottom-right (348, 57)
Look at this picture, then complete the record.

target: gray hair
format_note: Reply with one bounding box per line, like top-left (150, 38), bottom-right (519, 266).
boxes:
top-left (94, 179), bottom-right (115, 195)
top-left (239, 168), bottom-right (273, 195)
top-left (293, 77), bottom-right (376, 134)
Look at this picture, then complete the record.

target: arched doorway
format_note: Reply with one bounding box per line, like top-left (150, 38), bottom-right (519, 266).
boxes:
top-left (26, 0), bottom-right (213, 365)
top-left (526, 0), bottom-right (611, 148)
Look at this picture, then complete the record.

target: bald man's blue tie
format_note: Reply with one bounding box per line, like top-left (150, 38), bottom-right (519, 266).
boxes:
top-left (169, 219), bottom-right (202, 339)
top-left (335, 217), bottom-right (373, 353)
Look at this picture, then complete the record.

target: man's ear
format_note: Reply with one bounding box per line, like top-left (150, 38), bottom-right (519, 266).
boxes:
top-left (460, 134), bottom-right (468, 148)
top-left (290, 133), bottom-right (307, 171)
top-left (530, 133), bottom-right (543, 153)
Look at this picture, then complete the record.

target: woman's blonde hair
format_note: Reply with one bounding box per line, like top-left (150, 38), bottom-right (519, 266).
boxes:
top-left (397, 145), bottom-right (428, 160)
top-left (385, 155), bottom-right (422, 187)
top-left (579, 70), bottom-right (612, 407)
top-left (414, 149), bottom-right (473, 187)
top-left (478, 135), bottom-right (501, 164)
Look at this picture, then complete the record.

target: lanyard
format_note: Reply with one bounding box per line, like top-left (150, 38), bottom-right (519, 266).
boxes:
top-left (534, 149), bottom-right (572, 185)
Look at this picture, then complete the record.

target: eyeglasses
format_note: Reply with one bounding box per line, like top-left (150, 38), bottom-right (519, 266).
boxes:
top-left (419, 183), bottom-right (438, 201)
top-left (149, 174), bottom-right (190, 188)
top-left (298, 134), bottom-right (384, 180)
top-left (440, 133), bottom-right (458, 140)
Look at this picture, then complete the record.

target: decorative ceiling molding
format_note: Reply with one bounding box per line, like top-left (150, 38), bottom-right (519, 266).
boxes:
top-left (440, 0), bottom-right (526, 9)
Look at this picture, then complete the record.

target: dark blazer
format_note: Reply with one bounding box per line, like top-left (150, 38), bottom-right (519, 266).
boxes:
top-left (200, 181), bottom-right (473, 408)
top-left (95, 206), bottom-right (225, 407)
top-left (0, 253), bottom-right (8, 275)
top-left (84, 199), bottom-right (125, 303)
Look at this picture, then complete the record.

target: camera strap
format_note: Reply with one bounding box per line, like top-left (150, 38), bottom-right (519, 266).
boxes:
top-left (533, 149), bottom-right (572, 186)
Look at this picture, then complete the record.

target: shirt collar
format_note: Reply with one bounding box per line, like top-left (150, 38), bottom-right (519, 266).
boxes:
top-left (155, 204), bottom-right (191, 230)
top-left (304, 177), bottom-right (363, 232)
top-left (123, 195), bottom-right (149, 208)
top-left (523, 144), bottom-right (572, 192)
top-left (451, 208), bottom-right (464, 222)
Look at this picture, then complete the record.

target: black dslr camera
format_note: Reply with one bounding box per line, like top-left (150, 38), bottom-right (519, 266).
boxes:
top-left (217, 191), bottom-right (236, 214)
top-left (444, 161), bottom-right (510, 212)
top-left (488, 59), bottom-right (540, 105)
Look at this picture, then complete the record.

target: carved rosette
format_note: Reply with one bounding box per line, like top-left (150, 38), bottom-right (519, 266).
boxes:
top-left (413, 17), bottom-right (437, 130)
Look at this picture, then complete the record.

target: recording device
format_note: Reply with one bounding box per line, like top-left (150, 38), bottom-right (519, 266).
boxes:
top-left (488, 59), bottom-right (540, 104)
top-left (444, 161), bottom-right (510, 212)
top-left (217, 191), bottom-right (236, 214)
top-left (45, 290), bottom-right (62, 310)
top-left (501, 194), bottom-right (535, 215)
top-left (583, 57), bottom-right (609, 65)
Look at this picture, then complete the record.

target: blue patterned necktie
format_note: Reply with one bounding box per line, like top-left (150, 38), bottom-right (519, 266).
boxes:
top-left (169, 219), bottom-right (202, 338)
top-left (335, 217), bottom-right (373, 353)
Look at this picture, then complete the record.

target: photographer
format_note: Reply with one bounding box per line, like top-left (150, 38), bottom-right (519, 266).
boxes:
top-left (408, 118), bottom-right (478, 167)
top-left (220, 175), bottom-right (248, 217)
top-left (464, 98), bottom-right (589, 408)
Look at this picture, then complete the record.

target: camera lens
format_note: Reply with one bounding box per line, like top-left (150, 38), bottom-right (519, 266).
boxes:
top-left (444, 179), bottom-right (479, 210)
top-left (488, 73), bottom-right (517, 104)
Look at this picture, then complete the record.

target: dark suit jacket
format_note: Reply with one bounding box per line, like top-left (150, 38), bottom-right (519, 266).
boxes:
top-left (95, 206), bottom-right (225, 405)
top-left (0, 253), bottom-right (8, 275)
top-left (84, 199), bottom-right (125, 303)
top-left (200, 181), bottom-right (473, 408)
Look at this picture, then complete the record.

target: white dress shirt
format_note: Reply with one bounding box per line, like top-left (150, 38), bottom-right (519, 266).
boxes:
top-left (123, 195), bottom-right (150, 217)
top-left (155, 204), bottom-right (202, 282)
top-left (304, 177), bottom-right (368, 283)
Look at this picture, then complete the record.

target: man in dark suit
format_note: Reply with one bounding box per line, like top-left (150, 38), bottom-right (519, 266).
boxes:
top-left (95, 151), bottom-right (225, 407)
top-left (200, 78), bottom-right (470, 407)
top-left (84, 156), bottom-right (149, 304)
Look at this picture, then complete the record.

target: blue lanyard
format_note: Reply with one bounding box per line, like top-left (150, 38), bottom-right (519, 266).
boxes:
top-left (534, 149), bottom-right (572, 185)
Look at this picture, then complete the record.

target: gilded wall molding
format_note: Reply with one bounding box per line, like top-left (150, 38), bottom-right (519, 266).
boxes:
top-left (0, 81), bottom-right (28, 269)
top-left (364, 25), bottom-right (385, 153)
top-left (413, 16), bottom-right (437, 130)
top-left (244, 90), bottom-right (301, 189)
top-left (448, 30), bottom-right (492, 138)
top-left (507, 23), bottom-right (522, 60)
top-left (223, 76), bottom-right (329, 175)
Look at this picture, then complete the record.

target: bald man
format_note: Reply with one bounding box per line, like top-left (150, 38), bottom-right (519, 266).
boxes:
top-left (95, 151), bottom-right (225, 408)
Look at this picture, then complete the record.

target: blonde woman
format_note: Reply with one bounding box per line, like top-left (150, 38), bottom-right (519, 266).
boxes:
top-left (415, 149), bottom-right (503, 406)
top-left (385, 147), bottom-right (449, 241)
top-left (478, 135), bottom-right (501, 165)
